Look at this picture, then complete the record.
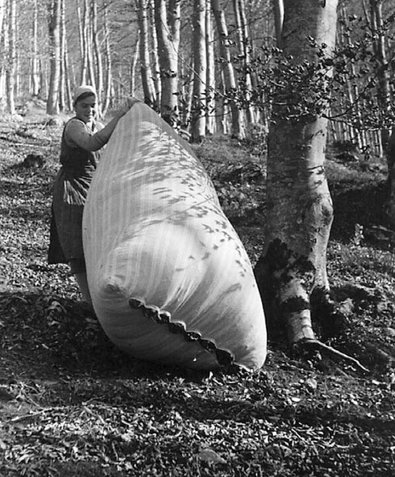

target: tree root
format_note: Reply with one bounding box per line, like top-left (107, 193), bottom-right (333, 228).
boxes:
top-left (297, 338), bottom-right (370, 374)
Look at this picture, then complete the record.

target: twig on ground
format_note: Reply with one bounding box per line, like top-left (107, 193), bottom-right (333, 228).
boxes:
top-left (301, 338), bottom-right (370, 373)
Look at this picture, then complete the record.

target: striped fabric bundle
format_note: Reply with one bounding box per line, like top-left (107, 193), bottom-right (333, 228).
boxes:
top-left (83, 102), bottom-right (267, 370)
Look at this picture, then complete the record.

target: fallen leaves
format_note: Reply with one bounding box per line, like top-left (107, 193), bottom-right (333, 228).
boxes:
top-left (0, 121), bottom-right (394, 476)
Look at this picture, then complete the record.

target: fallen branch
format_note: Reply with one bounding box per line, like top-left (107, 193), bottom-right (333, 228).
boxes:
top-left (300, 338), bottom-right (370, 373)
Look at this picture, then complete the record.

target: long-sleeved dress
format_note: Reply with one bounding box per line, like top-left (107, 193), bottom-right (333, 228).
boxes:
top-left (48, 118), bottom-right (109, 269)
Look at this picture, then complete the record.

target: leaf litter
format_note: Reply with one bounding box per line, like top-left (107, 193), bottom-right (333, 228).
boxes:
top-left (0, 115), bottom-right (394, 476)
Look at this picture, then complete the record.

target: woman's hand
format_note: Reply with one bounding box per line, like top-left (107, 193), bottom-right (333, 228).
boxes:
top-left (114, 97), bottom-right (139, 119)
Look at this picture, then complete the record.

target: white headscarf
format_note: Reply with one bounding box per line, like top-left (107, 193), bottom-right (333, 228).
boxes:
top-left (73, 85), bottom-right (96, 105)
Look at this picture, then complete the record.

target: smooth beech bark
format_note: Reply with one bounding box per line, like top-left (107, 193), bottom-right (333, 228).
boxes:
top-left (47, 0), bottom-right (61, 115)
top-left (137, 0), bottom-right (157, 108)
top-left (255, 0), bottom-right (338, 345)
top-left (153, 0), bottom-right (180, 125)
top-left (212, 0), bottom-right (245, 139)
top-left (6, 0), bottom-right (16, 114)
top-left (190, 0), bottom-right (207, 142)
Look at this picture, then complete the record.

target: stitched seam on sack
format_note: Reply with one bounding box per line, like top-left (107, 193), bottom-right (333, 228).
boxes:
top-left (128, 297), bottom-right (234, 367)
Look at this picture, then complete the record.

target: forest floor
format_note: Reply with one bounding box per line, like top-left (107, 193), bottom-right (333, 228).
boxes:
top-left (0, 100), bottom-right (394, 476)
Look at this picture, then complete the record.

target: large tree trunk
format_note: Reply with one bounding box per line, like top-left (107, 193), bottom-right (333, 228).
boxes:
top-left (255, 0), bottom-right (338, 345)
top-left (190, 0), bottom-right (207, 142)
top-left (154, 0), bottom-right (180, 126)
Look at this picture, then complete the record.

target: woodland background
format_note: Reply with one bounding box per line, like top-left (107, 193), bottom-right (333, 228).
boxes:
top-left (0, 1), bottom-right (394, 476)
top-left (0, 0), bottom-right (394, 147)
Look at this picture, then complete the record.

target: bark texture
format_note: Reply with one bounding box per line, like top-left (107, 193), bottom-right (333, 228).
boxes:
top-left (191, 0), bottom-right (206, 142)
top-left (137, 0), bottom-right (157, 108)
top-left (154, 0), bottom-right (180, 125)
top-left (255, 0), bottom-right (338, 344)
top-left (47, 0), bottom-right (61, 115)
top-left (212, 0), bottom-right (245, 139)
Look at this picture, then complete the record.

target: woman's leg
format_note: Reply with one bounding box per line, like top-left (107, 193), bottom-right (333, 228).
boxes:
top-left (69, 258), bottom-right (92, 304)
top-left (74, 272), bottom-right (92, 303)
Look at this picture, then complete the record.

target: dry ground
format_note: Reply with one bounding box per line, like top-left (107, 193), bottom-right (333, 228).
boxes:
top-left (0, 103), bottom-right (394, 476)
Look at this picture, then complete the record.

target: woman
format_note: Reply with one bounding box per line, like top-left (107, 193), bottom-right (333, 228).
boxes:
top-left (48, 85), bottom-right (134, 302)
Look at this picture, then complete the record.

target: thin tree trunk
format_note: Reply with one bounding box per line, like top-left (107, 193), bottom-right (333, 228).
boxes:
top-left (86, 3), bottom-right (96, 92)
top-left (31, 0), bottom-right (40, 96)
top-left (149, 0), bottom-right (161, 109)
top-left (205, 0), bottom-right (215, 136)
top-left (255, 0), bottom-right (338, 345)
top-left (58, 0), bottom-right (65, 111)
top-left (212, 0), bottom-right (245, 139)
top-left (137, 0), bottom-right (157, 107)
top-left (130, 36), bottom-right (140, 95)
top-left (102, 2), bottom-right (112, 116)
top-left (0, 0), bottom-right (5, 102)
top-left (154, 0), bottom-right (180, 125)
top-left (47, 0), bottom-right (61, 115)
top-left (0, 0), bottom-right (4, 33)
top-left (233, 0), bottom-right (254, 123)
top-left (91, 0), bottom-right (103, 108)
top-left (78, 0), bottom-right (89, 85)
top-left (369, 0), bottom-right (395, 224)
top-left (6, 0), bottom-right (16, 114)
top-left (272, 0), bottom-right (283, 47)
top-left (190, 0), bottom-right (207, 142)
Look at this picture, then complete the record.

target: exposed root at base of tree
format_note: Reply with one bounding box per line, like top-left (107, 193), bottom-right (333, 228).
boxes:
top-left (295, 338), bottom-right (370, 374)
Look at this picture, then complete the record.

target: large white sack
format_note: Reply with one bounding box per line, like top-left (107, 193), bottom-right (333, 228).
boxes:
top-left (83, 102), bottom-right (267, 370)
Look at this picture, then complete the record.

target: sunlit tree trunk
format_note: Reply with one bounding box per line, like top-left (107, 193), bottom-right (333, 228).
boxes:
top-left (77, 0), bottom-right (89, 85)
top-left (149, 0), bottom-right (161, 109)
top-left (272, 0), bottom-right (283, 47)
top-left (91, 0), bottom-right (103, 108)
top-left (6, 0), bottom-right (16, 114)
top-left (86, 4), bottom-right (96, 92)
top-left (130, 35), bottom-right (140, 95)
top-left (233, 0), bottom-right (254, 124)
top-left (0, 0), bottom-right (5, 101)
top-left (190, 0), bottom-right (206, 142)
top-left (212, 0), bottom-right (245, 139)
top-left (102, 3), bottom-right (112, 116)
top-left (63, 24), bottom-right (72, 110)
top-left (47, 0), bottom-right (61, 115)
top-left (58, 0), bottom-right (65, 111)
top-left (337, 4), bottom-right (366, 150)
top-left (205, 0), bottom-right (215, 135)
top-left (255, 0), bottom-right (338, 345)
top-left (0, 0), bottom-right (4, 34)
top-left (137, 0), bottom-right (157, 107)
top-left (154, 0), bottom-right (180, 125)
top-left (31, 0), bottom-right (40, 96)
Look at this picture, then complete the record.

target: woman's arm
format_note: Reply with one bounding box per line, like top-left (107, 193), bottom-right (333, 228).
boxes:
top-left (65, 99), bottom-right (138, 151)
